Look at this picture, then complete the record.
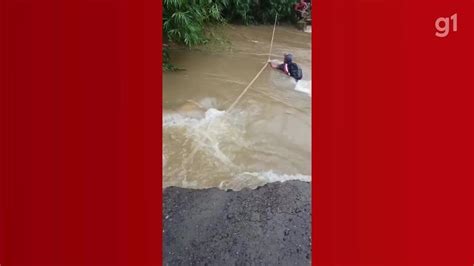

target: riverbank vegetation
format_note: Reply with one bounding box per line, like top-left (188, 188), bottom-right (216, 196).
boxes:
top-left (163, 0), bottom-right (298, 70)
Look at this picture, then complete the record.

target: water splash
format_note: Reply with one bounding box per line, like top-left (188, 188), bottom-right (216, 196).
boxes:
top-left (218, 171), bottom-right (311, 191)
top-left (294, 80), bottom-right (311, 97)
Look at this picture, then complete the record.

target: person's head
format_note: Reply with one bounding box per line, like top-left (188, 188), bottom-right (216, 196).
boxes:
top-left (284, 53), bottom-right (293, 63)
top-left (300, 0), bottom-right (305, 3)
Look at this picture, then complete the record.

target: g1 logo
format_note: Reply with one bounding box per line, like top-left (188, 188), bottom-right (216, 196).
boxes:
top-left (435, 13), bottom-right (458, 38)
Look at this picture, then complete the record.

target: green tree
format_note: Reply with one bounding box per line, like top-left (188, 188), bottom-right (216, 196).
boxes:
top-left (163, 0), bottom-right (229, 47)
top-left (163, 0), bottom-right (302, 70)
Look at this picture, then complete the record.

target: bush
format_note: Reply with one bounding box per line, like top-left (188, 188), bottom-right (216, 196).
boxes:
top-left (163, 0), bottom-right (229, 47)
top-left (162, 47), bottom-right (176, 71)
top-left (164, 0), bottom-right (298, 45)
top-left (259, 0), bottom-right (297, 24)
top-left (163, 0), bottom-right (300, 70)
top-left (224, 0), bottom-right (297, 25)
top-left (222, 0), bottom-right (256, 24)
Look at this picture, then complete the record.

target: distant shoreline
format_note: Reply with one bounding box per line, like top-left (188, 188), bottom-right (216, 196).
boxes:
top-left (163, 180), bottom-right (311, 265)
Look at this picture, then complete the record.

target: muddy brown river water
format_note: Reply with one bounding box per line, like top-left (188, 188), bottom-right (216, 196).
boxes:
top-left (163, 25), bottom-right (311, 190)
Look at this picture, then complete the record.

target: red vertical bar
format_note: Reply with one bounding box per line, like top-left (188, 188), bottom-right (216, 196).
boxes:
top-left (313, 1), bottom-right (474, 265)
top-left (0, 0), bottom-right (162, 264)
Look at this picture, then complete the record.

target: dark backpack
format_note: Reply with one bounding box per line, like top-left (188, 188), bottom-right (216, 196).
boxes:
top-left (288, 62), bottom-right (303, 81)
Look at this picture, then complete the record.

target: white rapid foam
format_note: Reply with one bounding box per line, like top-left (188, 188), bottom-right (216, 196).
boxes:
top-left (163, 106), bottom-right (248, 175)
top-left (245, 171), bottom-right (311, 183)
top-left (163, 108), bottom-right (225, 128)
top-left (218, 171), bottom-right (311, 191)
top-left (163, 98), bottom-right (311, 191)
top-left (295, 80), bottom-right (311, 96)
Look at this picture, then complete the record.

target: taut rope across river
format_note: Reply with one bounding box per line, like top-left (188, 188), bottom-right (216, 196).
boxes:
top-left (227, 14), bottom-right (278, 112)
top-left (181, 14), bottom-right (280, 171)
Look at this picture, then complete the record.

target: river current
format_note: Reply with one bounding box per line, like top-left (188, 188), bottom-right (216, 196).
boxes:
top-left (163, 25), bottom-right (311, 190)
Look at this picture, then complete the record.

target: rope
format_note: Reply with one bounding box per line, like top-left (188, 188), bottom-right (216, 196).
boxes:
top-left (268, 14), bottom-right (278, 62)
top-left (226, 63), bottom-right (268, 112)
top-left (227, 13), bottom-right (278, 112)
top-left (181, 15), bottom-right (279, 170)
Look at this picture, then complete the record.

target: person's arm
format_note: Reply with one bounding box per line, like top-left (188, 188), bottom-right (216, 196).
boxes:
top-left (277, 63), bottom-right (289, 75)
top-left (268, 61), bottom-right (289, 75)
top-left (268, 60), bottom-right (279, 69)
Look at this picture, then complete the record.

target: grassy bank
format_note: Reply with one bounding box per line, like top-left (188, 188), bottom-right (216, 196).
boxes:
top-left (163, 0), bottom-right (299, 70)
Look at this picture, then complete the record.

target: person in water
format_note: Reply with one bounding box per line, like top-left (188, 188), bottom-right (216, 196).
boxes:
top-left (269, 53), bottom-right (303, 81)
top-left (294, 0), bottom-right (309, 20)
